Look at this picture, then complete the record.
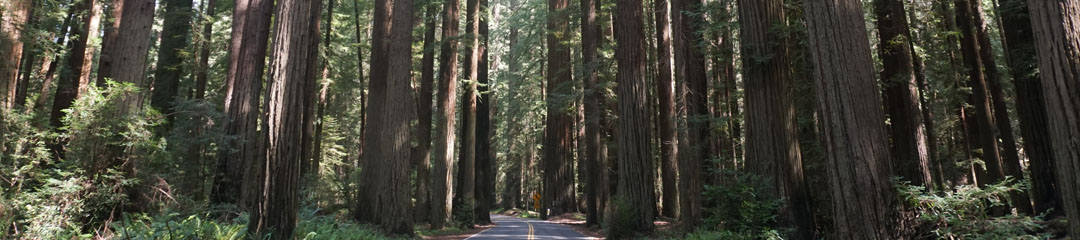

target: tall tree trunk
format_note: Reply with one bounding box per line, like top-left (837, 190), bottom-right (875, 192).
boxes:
top-left (0, 0), bottom-right (30, 109)
top-left (32, 11), bottom-right (73, 113)
top-left (738, 0), bottom-right (814, 238)
top-left (475, 0), bottom-right (494, 224)
top-left (212, 0), bottom-right (274, 208)
top-left (194, 0), bottom-right (216, 99)
top-left (356, 0), bottom-right (391, 221)
top-left (499, 23), bottom-right (522, 210)
top-left (431, 0), bottom-right (462, 228)
top-left (96, 0), bottom-right (125, 88)
top-left (967, 0), bottom-right (1032, 214)
top-left (310, 0), bottom-right (335, 179)
top-left (613, 0), bottom-right (656, 233)
top-left (653, 0), bottom-right (679, 220)
top-left (413, 2), bottom-right (439, 223)
top-left (456, 0), bottom-right (481, 215)
top-left (581, 0), bottom-right (605, 225)
top-left (13, 0), bottom-right (37, 108)
top-left (673, 0), bottom-right (708, 228)
top-left (955, 0), bottom-right (1006, 189)
top-left (250, 0), bottom-right (320, 238)
top-left (997, 0), bottom-right (1061, 217)
top-left (151, 0), bottom-right (194, 120)
top-left (1027, 0), bottom-right (1080, 234)
top-left (875, 0), bottom-right (932, 188)
top-left (48, 0), bottom-right (100, 158)
top-left (803, 0), bottom-right (898, 238)
top-left (359, 0), bottom-right (415, 232)
top-left (542, 0), bottom-right (575, 219)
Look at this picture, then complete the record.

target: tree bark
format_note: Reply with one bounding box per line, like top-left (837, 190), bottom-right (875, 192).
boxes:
top-left (456, 0), bottom-right (481, 214)
top-left (413, 2), bottom-right (439, 223)
top-left (32, 11), bottom-right (73, 113)
top-left (250, 0), bottom-right (320, 238)
top-left (542, 0), bottom-right (576, 219)
top-left (1, 0), bottom-right (30, 109)
top-left (955, 0), bottom-right (1007, 189)
top-left (194, 0), bottom-right (216, 100)
top-left (613, 0), bottom-right (655, 232)
top-left (997, 0), bottom-right (1061, 217)
top-left (803, 0), bottom-right (898, 238)
top-left (12, 0), bottom-right (37, 108)
top-left (875, 0), bottom-right (932, 188)
top-left (48, 0), bottom-right (100, 131)
top-left (581, 0), bottom-right (606, 225)
top-left (475, 0), bottom-right (494, 224)
top-left (358, 0), bottom-right (415, 232)
top-left (150, 0), bottom-right (194, 118)
top-left (673, 0), bottom-right (708, 228)
top-left (738, 0), bottom-right (814, 238)
top-left (1027, 0), bottom-right (1080, 234)
top-left (212, 0), bottom-right (274, 208)
top-left (653, 0), bottom-right (679, 220)
top-left (431, 0), bottom-right (462, 228)
top-left (96, 0), bottom-right (125, 88)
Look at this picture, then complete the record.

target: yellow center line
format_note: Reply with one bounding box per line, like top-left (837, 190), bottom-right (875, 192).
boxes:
top-left (527, 222), bottom-right (535, 240)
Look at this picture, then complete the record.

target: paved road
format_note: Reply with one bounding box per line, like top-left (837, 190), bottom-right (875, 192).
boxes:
top-left (466, 215), bottom-right (593, 240)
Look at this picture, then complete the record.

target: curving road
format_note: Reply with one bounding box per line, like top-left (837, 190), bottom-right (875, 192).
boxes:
top-left (466, 215), bottom-right (593, 240)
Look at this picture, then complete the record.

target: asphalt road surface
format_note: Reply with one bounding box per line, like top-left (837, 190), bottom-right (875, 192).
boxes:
top-left (466, 215), bottom-right (593, 240)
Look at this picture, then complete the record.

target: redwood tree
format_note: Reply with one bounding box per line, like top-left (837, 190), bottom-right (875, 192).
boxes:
top-left (653, 0), bottom-right (679, 220)
top-left (1, 0), bottom-right (30, 109)
top-left (249, 0), bottom-right (320, 238)
top-left (738, 0), bottom-right (814, 238)
top-left (613, 0), bottom-right (655, 233)
top-left (150, 0), bottom-right (194, 118)
top-left (431, 0), bottom-right (462, 228)
top-left (875, 0), bottom-right (932, 187)
top-left (803, 0), bottom-right (898, 238)
top-left (542, 0), bottom-right (576, 219)
top-left (674, 0), bottom-right (708, 228)
top-left (1027, 0), bottom-right (1080, 234)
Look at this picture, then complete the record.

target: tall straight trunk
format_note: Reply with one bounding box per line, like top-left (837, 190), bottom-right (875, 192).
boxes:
top-left (413, 3), bottom-right (439, 223)
top-left (875, 0), bottom-right (932, 187)
top-left (1, 0), bottom-right (30, 109)
top-left (581, 0), bottom-right (604, 225)
top-left (967, 0), bottom-right (1032, 214)
top-left (997, 0), bottom-right (1061, 216)
top-left (542, 0), bottom-right (575, 219)
top-left (673, 0), bottom-right (708, 228)
top-left (311, 0), bottom-right (335, 178)
top-left (251, 0), bottom-right (319, 238)
top-left (1027, 0), bottom-right (1080, 234)
top-left (955, 0), bottom-right (1006, 188)
top-left (111, 0), bottom-right (155, 111)
top-left (356, 0), bottom-right (392, 221)
top-left (212, 0), bottom-right (274, 207)
top-left (32, 11), bottom-right (73, 113)
top-left (475, 0), bottom-right (493, 224)
top-left (97, 0), bottom-right (125, 87)
top-left (48, 0), bottom-right (100, 131)
top-left (738, 0), bottom-right (814, 238)
top-left (803, 0), bottom-right (898, 238)
top-left (151, 0), bottom-right (194, 118)
top-left (194, 0), bottom-right (216, 99)
top-left (499, 23), bottom-right (522, 210)
top-left (297, 0), bottom-right (326, 181)
top-left (457, 0), bottom-right (481, 211)
top-left (613, 0), bottom-right (655, 233)
top-left (431, 0), bottom-right (462, 228)
top-left (359, 0), bottom-right (415, 232)
top-left (13, 0), bottom-right (37, 108)
top-left (653, 0), bottom-right (679, 220)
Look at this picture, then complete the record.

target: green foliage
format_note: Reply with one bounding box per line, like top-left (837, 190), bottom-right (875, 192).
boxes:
top-left (681, 228), bottom-right (783, 240)
top-left (109, 208), bottom-right (391, 240)
top-left (603, 197), bottom-right (638, 239)
top-left (701, 171), bottom-right (784, 237)
top-left (896, 178), bottom-right (1051, 239)
top-left (453, 198), bottom-right (477, 229)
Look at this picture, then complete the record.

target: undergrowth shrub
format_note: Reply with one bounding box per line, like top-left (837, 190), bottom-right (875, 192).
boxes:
top-left (603, 197), bottom-right (637, 239)
top-left (453, 198), bottom-right (477, 229)
top-left (897, 178), bottom-right (1050, 239)
top-left (698, 170), bottom-right (784, 239)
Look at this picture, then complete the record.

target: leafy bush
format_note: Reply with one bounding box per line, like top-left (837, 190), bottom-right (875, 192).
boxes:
top-left (700, 170), bottom-right (784, 237)
top-left (453, 198), bottom-right (477, 229)
top-left (897, 178), bottom-right (1050, 239)
top-left (110, 212), bottom-right (247, 240)
top-left (682, 228), bottom-right (783, 240)
top-left (603, 197), bottom-right (638, 239)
